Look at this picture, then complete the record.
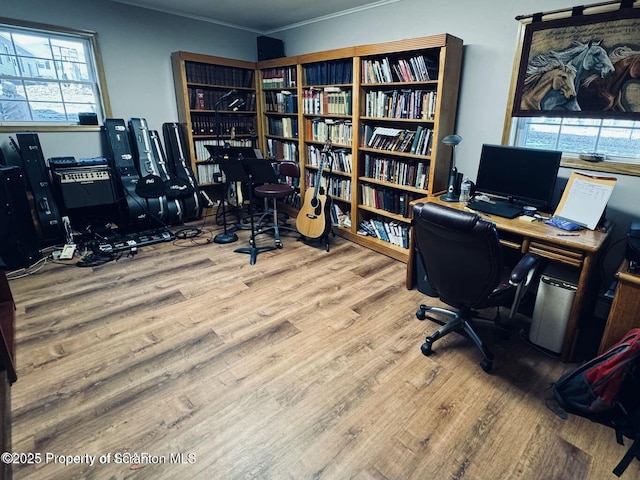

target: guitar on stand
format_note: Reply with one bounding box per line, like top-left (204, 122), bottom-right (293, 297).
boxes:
top-left (296, 138), bottom-right (333, 248)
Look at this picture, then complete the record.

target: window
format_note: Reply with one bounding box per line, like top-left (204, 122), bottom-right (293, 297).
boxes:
top-left (0, 19), bottom-right (109, 128)
top-left (512, 117), bottom-right (640, 164)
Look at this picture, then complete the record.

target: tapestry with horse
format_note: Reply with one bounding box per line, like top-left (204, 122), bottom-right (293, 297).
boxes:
top-left (512, 5), bottom-right (640, 118)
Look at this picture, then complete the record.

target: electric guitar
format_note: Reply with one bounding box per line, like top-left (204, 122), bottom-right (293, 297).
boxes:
top-left (296, 139), bottom-right (332, 239)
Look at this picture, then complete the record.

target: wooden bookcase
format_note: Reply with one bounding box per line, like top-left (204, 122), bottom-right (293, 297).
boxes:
top-left (171, 51), bottom-right (260, 186)
top-left (256, 34), bottom-right (463, 263)
top-left (172, 34), bottom-right (462, 262)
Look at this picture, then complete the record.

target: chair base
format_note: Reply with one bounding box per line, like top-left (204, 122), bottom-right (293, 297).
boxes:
top-left (416, 304), bottom-right (509, 373)
top-left (234, 244), bottom-right (277, 265)
top-left (255, 198), bottom-right (300, 248)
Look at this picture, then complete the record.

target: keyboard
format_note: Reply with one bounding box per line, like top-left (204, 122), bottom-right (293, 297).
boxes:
top-left (467, 199), bottom-right (523, 219)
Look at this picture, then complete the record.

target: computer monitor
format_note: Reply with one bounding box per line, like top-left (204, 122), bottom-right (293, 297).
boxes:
top-left (475, 144), bottom-right (562, 212)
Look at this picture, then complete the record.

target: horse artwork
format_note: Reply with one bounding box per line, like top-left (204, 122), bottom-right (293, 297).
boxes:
top-left (579, 46), bottom-right (640, 112)
top-left (512, 7), bottom-right (640, 118)
top-left (526, 40), bottom-right (614, 111)
top-left (521, 60), bottom-right (577, 110)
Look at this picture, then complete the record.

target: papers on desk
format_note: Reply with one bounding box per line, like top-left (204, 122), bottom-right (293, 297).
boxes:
top-left (553, 172), bottom-right (616, 230)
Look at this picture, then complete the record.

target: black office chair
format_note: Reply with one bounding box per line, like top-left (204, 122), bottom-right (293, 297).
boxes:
top-left (413, 202), bottom-right (540, 372)
top-left (254, 161), bottom-right (300, 248)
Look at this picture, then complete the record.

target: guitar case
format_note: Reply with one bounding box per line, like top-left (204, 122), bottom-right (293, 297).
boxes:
top-left (102, 118), bottom-right (151, 228)
top-left (127, 118), bottom-right (170, 225)
top-left (148, 129), bottom-right (184, 224)
top-left (13, 133), bottom-right (63, 246)
top-left (162, 122), bottom-right (203, 221)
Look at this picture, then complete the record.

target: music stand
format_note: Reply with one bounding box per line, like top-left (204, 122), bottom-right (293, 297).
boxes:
top-left (217, 158), bottom-right (277, 264)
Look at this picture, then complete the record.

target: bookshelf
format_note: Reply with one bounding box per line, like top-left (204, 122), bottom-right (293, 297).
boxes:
top-left (171, 51), bottom-right (260, 186)
top-left (256, 34), bottom-right (462, 263)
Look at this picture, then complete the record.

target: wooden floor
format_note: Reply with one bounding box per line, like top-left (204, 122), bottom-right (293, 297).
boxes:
top-left (7, 221), bottom-right (639, 480)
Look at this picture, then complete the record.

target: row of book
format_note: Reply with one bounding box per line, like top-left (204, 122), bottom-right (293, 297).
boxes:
top-left (361, 54), bottom-right (437, 84)
top-left (303, 171), bottom-right (353, 203)
top-left (331, 203), bottom-right (351, 228)
top-left (363, 89), bottom-right (437, 120)
top-left (266, 138), bottom-right (298, 161)
top-left (362, 154), bottom-right (430, 189)
top-left (191, 114), bottom-right (256, 137)
top-left (185, 61), bottom-right (254, 88)
top-left (264, 91), bottom-right (298, 114)
top-left (261, 66), bottom-right (297, 89)
top-left (267, 117), bottom-right (299, 138)
top-left (360, 184), bottom-right (417, 218)
top-left (196, 163), bottom-right (222, 184)
top-left (363, 125), bottom-right (433, 156)
top-left (302, 88), bottom-right (352, 116)
top-left (306, 118), bottom-right (353, 145)
top-left (188, 88), bottom-right (257, 111)
top-left (193, 139), bottom-right (255, 161)
top-left (357, 219), bottom-right (409, 249)
top-left (304, 60), bottom-right (353, 86)
top-left (306, 145), bottom-right (353, 174)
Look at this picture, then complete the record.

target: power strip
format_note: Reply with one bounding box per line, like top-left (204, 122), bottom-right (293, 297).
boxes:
top-left (59, 244), bottom-right (76, 260)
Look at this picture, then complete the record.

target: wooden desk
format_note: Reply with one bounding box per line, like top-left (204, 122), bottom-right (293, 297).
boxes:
top-left (406, 197), bottom-right (613, 362)
top-left (598, 259), bottom-right (640, 354)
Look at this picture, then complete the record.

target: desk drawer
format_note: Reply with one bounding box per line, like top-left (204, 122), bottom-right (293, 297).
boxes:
top-left (529, 241), bottom-right (584, 268)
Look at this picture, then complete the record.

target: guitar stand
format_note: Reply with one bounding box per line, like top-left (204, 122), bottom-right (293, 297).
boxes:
top-left (217, 158), bottom-right (276, 265)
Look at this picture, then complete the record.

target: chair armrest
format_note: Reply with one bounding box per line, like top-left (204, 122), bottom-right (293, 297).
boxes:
top-left (510, 253), bottom-right (540, 285)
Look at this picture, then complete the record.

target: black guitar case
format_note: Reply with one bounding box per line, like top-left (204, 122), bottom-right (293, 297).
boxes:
top-left (13, 133), bottom-right (63, 246)
top-left (102, 118), bottom-right (151, 227)
top-left (127, 118), bottom-right (170, 224)
top-left (162, 122), bottom-right (203, 221)
top-left (148, 129), bottom-right (183, 224)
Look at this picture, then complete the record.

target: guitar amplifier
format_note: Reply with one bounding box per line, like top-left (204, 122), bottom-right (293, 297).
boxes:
top-left (50, 158), bottom-right (117, 209)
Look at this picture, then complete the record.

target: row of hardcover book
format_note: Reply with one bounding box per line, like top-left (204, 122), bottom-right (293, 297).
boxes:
top-left (191, 114), bottom-right (256, 137)
top-left (264, 91), bottom-right (298, 114)
top-left (185, 61), bottom-right (254, 88)
top-left (363, 125), bottom-right (433, 156)
top-left (360, 184), bottom-right (418, 218)
top-left (304, 60), bottom-right (353, 86)
top-left (267, 117), bottom-right (299, 138)
top-left (302, 88), bottom-right (352, 116)
top-left (358, 219), bottom-right (409, 249)
top-left (266, 138), bottom-right (298, 161)
top-left (361, 54), bottom-right (437, 84)
top-left (364, 89), bottom-right (437, 120)
top-left (303, 170), bottom-right (352, 202)
top-left (307, 145), bottom-right (353, 174)
top-left (306, 118), bottom-right (353, 145)
top-left (261, 66), bottom-right (297, 89)
top-left (193, 138), bottom-right (255, 161)
top-left (188, 88), bottom-right (257, 111)
top-left (362, 154), bottom-right (430, 189)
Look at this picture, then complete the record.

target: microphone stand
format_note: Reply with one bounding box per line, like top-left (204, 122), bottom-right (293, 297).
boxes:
top-left (213, 90), bottom-right (239, 244)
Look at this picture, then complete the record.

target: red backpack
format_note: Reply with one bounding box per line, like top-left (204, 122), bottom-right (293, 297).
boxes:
top-left (551, 329), bottom-right (640, 477)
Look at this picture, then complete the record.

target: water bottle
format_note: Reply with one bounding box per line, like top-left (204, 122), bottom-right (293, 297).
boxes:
top-left (460, 176), bottom-right (472, 203)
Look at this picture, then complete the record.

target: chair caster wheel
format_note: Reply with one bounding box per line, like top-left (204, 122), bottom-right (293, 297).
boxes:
top-left (480, 358), bottom-right (493, 373)
top-left (421, 342), bottom-right (433, 356)
top-left (276, 242), bottom-right (283, 249)
top-left (416, 308), bottom-right (426, 320)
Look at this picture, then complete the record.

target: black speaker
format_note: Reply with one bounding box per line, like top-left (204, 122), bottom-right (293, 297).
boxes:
top-left (257, 36), bottom-right (285, 61)
top-left (0, 166), bottom-right (42, 270)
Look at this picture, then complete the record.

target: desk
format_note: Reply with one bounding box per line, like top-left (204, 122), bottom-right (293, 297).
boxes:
top-left (598, 259), bottom-right (640, 354)
top-left (406, 197), bottom-right (613, 362)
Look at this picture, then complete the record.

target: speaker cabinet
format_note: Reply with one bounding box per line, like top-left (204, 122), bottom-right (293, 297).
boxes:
top-left (257, 36), bottom-right (285, 61)
top-left (0, 166), bottom-right (42, 270)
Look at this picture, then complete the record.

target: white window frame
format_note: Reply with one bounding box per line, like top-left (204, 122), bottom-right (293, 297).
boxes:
top-left (0, 17), bottom-right (111, 131)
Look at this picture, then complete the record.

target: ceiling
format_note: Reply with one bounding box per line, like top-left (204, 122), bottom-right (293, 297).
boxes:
top-left (110, 0), bottom-right (400, 34)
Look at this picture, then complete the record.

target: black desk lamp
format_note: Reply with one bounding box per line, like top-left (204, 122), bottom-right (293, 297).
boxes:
top-left (440, 134), bottom-right (463, 202)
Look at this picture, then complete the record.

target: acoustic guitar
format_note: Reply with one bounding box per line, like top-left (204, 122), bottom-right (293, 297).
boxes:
top-left (296, 140), bottom-right (332, 239)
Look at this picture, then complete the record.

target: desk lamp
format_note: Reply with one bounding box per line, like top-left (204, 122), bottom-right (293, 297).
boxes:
top-left (440, 134), bottom-right (462, 202)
